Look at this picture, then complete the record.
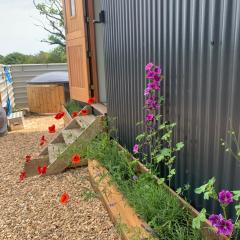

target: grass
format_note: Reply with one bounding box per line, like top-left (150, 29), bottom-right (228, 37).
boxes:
top-left (65, 100), bottom-right (81, 114)
top-left (85, 133), bottom-right (203, 240)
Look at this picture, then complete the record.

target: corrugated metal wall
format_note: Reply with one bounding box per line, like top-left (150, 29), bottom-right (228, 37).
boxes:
top-left (11, 64), bottom-right (67, 108)
top-left (102, 0), bottom-right (240, 215)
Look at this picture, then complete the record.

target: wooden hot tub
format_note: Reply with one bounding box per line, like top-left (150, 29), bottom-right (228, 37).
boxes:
top-left (27, 72), bottom-right (69, 114)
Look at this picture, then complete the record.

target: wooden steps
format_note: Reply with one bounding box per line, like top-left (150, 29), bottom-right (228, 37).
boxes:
top-left (23, 114), bottom-right (104, 177)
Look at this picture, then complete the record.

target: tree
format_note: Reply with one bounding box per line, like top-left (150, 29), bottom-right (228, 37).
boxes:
top-left (3, 53), bottom-right (28, 65)
top-left (33, 0), bottom-right (65, 48)
top-left (0, 55), bottom-right (4, 63)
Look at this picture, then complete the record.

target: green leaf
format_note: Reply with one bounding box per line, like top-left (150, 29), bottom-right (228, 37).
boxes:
top-left (136, 121), bottom-right (143, 126)
top-left (175, 142), bottom-right (184, 151)
top-left (194, 177), bottom-right (216, 200)
top-left (235, 204), bottom-right (240, 216)
top-left (157, 178), bottom-right (165, 185)
top-left (233, 190), bottom-right (240, 201)
top-left (158, 123), bottom-right (166, 130)
top-left (176, 188), bottom-right (182, 195)
top-left (136, 133), bottom-right (145, 142)
top-left (192, 209), bottom-right (206, 229)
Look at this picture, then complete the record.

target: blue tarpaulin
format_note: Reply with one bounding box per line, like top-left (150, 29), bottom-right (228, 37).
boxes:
top-left (3, 66), bottom-right (12, 84)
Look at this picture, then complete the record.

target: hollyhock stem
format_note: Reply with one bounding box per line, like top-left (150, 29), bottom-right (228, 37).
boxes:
top-left (221, 205), bottom-right (227, 219)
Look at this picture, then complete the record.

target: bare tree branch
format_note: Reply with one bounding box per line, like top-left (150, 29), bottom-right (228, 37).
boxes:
top-left (33, 0), bottom-right (65, 48)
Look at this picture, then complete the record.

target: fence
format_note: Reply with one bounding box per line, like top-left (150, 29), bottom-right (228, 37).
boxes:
top-left (0, 65), bottom-right (15, 115)
top-left (102, 0), bottom-right (240, 216)
top-left (11, 63), bottom-right (67, 108)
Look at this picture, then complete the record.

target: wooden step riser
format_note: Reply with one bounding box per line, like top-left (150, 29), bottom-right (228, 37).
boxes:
top-left (24, 157), bottom-right (49, 177)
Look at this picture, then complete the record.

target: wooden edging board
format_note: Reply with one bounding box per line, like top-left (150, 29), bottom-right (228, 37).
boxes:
top-left (88, 159), bottom-right (156, 240)
top-left (116, 142), bottom-right (226, 240)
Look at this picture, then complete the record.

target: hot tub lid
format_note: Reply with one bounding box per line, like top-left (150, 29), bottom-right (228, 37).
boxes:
top-left (28, 72), bottom-right (69, 85)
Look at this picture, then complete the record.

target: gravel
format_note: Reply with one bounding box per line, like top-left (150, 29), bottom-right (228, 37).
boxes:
top-left (0, 115), bottom-right (120, 240)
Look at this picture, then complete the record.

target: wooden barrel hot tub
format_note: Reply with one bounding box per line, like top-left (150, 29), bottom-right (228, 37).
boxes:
top-left (27, 72), bottom-right (69, 114)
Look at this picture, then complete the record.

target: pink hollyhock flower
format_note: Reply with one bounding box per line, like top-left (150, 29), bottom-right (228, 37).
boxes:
top-left (133, 144), bottom-right (139, 154)
top-left (144, 87), bottom-right (151, 96)
top-left (146, 71), bottom-right (155, 79)
top-left (218, 190), bottom-right (233, 205)
top-left (154, 66), bottom-right (162, 75)
top-left (145, 63), bottom-right (154, 71)
top-left (145, 113), bottom-right (154, 122)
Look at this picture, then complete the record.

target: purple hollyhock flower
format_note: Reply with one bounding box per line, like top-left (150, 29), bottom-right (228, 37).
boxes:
top-left (154, 66), bottom-right (161, 75)
top-left (133, 144), bottom-right (139, 154)
top-left (145, 113), bottom-right (154, 122)
top-left (209, 214), bottom-right (223, 227)
top-left (218, 190), bottom-right (233, 205)
top-left (217, 219), bottom-right (234, 237)
top-left (146, 71), bottom-right (155, 79)
top-left (145, 63), bottom-right (154, 71)
top-left (209, 214), bottom-right (234, 237)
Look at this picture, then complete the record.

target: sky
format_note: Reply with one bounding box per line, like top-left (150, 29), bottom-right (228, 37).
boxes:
top-left (0, 0), bottom-right (54, 55)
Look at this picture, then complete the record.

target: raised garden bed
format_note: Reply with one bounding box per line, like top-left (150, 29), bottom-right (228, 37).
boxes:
top-left (89, 160), bottom-right (153, 240)
top-left (86, 134), bottom-right (226, 240)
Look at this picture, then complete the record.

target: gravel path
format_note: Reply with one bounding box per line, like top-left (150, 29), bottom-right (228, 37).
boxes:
top-left (0, 115), bottom-right (120, 240)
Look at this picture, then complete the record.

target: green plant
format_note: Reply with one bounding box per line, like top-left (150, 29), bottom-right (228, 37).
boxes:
top-left (80, 187), bottom-right (97, 201)
top-left (192, 129), bottom-right (240, 239)
top-left (133, 63), bottom-right (184, 187)
top-left (65, 100), bottom-right (81, 114)
top-left (86, 133), bottom-right (202, 240)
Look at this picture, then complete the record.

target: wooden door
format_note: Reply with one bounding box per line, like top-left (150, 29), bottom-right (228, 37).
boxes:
top-left (63, 0), bottom-right (90, 102)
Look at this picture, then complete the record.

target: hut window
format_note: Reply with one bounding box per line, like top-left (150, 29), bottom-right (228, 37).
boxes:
top-left (70, 0), bottom-right (76, 17)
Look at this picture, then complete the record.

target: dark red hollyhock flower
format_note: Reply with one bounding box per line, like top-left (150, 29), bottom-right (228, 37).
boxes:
top-left (87, 97), bottom-right (95, 105)
top-left (25, 155), bottom-right (32, 163)
top-left (71, 154), bottom-right (81, 164)
top-left (39, 135), bottom-right (47, 146)
top-left (60, 192), bottom-right (69, 204)
top-left (71, 111), bottom-right (78, 118)
top-left (54, 111), bottom-right (65, 120)
top-left (37, 165), bottom-right (47, 175)
top-left (19, 171), bottom-right (26, 181)
top-left (79, 109), bottom-right (89, 116)
top-left (48, 124), bottom-right (56, 133)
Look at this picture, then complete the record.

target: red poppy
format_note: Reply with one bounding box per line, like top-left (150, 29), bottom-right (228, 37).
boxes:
top-left (71, 111), bottom-right (78, 118)
top-left (79, 109), bottom-right (89, 116)
top-left (37, 165), bottom-right (47, 175)
top-left (19, 171), bottom-right (26, 181)
top-left (71, 154), bottom-right (81, 164)
top-left (60, 192), bottom-right (69, 204)
top-left (48, 124), bottom-right (56, 133)
top-left (25, 155), bottom-right (32, 163)
top-left (54, 111), bottom-right (65, 120)
top-left (39, 135), bottom-right (47, 146)
top-left (87, 97), bottom-right (95, 105)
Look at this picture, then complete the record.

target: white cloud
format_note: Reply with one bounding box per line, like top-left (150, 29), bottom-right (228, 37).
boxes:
top-left (0, 0), bottom-right (55, 55)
